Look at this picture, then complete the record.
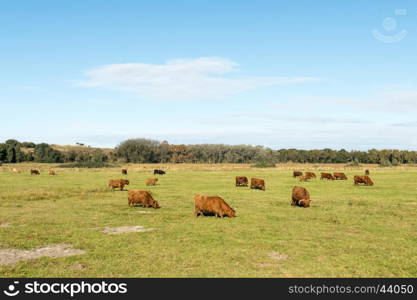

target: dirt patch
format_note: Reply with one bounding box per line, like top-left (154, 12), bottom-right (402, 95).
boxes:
top-left (268, 252), bottom-right (288, 261)
top-left (69, 263), bottom-right (87, 271)
top-left (0, 244), bottom-right (86, 265)
top-left (101, 226), bottom-right (155, 234)
top-left (258, 252), bottom-right (288, 268)
top-left (0, 223), bottom-right (25, 228)
top-left (134, 211), bottom-right (153, 214)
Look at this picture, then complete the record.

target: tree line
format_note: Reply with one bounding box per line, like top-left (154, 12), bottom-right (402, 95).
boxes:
top-left (1, 138), bottom-right (417, 166)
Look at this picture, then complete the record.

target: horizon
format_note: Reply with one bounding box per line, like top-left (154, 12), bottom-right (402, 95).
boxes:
top-left (2, 1), bottom-right (417, 150)
top-left (2, 138), bottom-right (416, 152)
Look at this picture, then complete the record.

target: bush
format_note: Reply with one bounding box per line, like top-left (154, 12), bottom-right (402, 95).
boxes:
top-left (34, 143), bottom-right (63, 163)
top-left (345, 160), bottom-right (360, 167)
top-left (251, 161), bottom-right (276, 168)
top-left (57, 161), bottom-right (116, 168)
top-left (379, 160), bottom-right (392, 167)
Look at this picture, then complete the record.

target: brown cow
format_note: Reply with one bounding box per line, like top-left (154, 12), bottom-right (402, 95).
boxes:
top-left (305, 172), bottom-right (316, 179)
top-left (293, 171), bottom-right (303, 177)
top-left (121, 169), bottom-right (127, 175)
top-left (354, 175), bottom-right (374, 186)
top-left (365, 169), bottom-right (370, 175)
top-left (48, 170), bottom-right (56, 175)
top-left (235, 176), bottom-right (248, 187)
top-left (250, 178), bottom-right (265, 190)
top-left (333, 172), bottom-right (347, 180)
top-left (320, 172), bottom-right (334, 180)
top-left (194, 194), bottom-right (236, 218)
top-left (128, 190), bottom-right (160, 208)
top-left (299, 175), bottom-right (309, 182)
top-left (291, 186), bottom-right (311, 208)
top-left (30, 169), bottom-right (40, 175)
top-left (12, 168), bottom-right (21, 173)
top-left (146, 178), bottom-right (158, 186)
top-left (108, 179), bottom-right (129, 191)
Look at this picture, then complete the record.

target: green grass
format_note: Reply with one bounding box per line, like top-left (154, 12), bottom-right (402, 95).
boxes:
top-left (0, 164), bottom-right (416, 277)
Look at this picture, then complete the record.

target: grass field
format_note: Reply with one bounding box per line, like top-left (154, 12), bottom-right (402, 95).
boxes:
top-left (0, 163), bottom-right (416, 277)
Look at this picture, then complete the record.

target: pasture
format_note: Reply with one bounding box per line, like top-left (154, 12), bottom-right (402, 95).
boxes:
top-left (0, 163), bottom-right (416, 277)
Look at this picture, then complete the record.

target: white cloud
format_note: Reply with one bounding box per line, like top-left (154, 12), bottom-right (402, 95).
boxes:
top-left (77, 57), bottom-right (321, 100)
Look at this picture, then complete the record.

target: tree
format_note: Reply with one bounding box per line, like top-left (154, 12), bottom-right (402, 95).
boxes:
top-left (34, 143), bottom-right (63, 163)
top-left (115, 139), bottom-right (161, 163)
top-left (6, 144), bottom-right (16, 163)
top-left (0, 143), bottom-right (7, 162)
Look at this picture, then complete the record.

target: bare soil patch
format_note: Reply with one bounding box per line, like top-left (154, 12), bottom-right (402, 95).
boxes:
top-left (268, 252), bottom-right (288, 261)
top-left (0, 244), bottom-right (86, 265)
top-left (101, 226), bottom-right (155, 234)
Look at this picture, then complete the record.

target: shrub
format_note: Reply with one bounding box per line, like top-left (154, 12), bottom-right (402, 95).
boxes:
top-left (34, 143), bottom-right (63, 163)
top-left (379, 160), bottom-right (392, 167)
top-left (57, 161), bottom-right (116, 168)
top-left (251, 161), bottom-right (276, 168)
top-left (345, 160), bottom-right (360, 167)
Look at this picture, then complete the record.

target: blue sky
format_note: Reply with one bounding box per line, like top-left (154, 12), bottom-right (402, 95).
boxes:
top-left (1, 0), bottom-right (417, 149)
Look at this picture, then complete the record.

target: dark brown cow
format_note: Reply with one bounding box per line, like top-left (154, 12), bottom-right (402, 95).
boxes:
top-left (30, 169), bottom-right (40, 175)
top-left (154, 169), bottom-right (166, 175)
top-left (333, 172), bottom-right (347, 180)
top-left (305, 172), bottom-right (316, 179)
top-left (121, 169), bottom-right (127, 175)
top-left (354, 175), bottom-right (374, 186)
top-left (291, 186), bottom-right (311, 208)
top-left (365, 169), bottom-right (370, 175)
top-left (320, 172), bottom-right (334, 180)
top-left (128, 190), bottom-right (160, 208)
top-left (146, 178), bottom-right (158, 186)
top-left (293, 171), bottom-right (303, 178)
top-left (250, 178), bottom-right (265, 190)
top-left (235, 176), bottom-right (248, 187)
top-left (194, 194), bottom-right (236, 218)
top-left (108, 179), bottom-right (129, 191)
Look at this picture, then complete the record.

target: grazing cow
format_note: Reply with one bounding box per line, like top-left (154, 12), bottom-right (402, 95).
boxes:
top-left (291, 186), bottom-right (311, 208)
top-left (146, 178), bottom-right (158, 186)
top-left (333, 172), bottom-right (347, 180)
top-left (108, 179), bottom-right (129, 191)
top-left (354, 175), bottom-right (374, 186)
top-left (293, 171), bottom-right (303, 178)
top-left (305, 172), bottom-right (316, 179)
top-left (121, 169), bottom-right (127, 175)
top-left (128, 190), bottom-right (160, 208)
top-left (299, 175), bottom-right (309, 182)
top-left (154, 169), bottom-right (166, 175)
top-left (48, 170), bottom-right (56, 175)
top-left (250, 178), bottom-right (265, 190)
top-left (320, 172), bottom-right (334, 180)
top-left (365, 169), bottom-right (370, 175)
top-left (30, 169), bottom-right (40, 175)
top-left (194, 194), bottom-right (236, 218)
top-left (12, 168), bottom-right (21, 173)
top-left (235, 176), bottom-right (248, 187)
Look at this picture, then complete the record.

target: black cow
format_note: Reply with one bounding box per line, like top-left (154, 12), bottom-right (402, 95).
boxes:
top-left (154, 169), bottom-right (166, 175)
